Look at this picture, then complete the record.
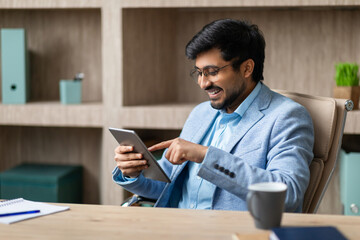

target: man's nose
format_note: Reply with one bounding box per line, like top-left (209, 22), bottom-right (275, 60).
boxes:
top-left (198, 75), bottom-right (211, 89)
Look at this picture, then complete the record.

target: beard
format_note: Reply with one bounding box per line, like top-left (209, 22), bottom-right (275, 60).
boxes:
top-left (209, 84), bottom-right (246, 110)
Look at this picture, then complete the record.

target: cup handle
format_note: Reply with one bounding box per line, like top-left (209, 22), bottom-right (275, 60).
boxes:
top-left (247, 191), bottom-right (261, 222)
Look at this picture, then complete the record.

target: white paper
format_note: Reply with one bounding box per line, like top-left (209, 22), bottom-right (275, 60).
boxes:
top-left (0, 198), bottom-right (69, 224)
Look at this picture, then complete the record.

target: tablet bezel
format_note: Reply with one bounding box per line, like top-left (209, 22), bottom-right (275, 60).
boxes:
top-left (109, 127), bottom-right (171, 183)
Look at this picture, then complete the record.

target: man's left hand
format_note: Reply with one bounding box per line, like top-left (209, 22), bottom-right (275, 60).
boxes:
top-left (148, 138), bottom-right (208, 165)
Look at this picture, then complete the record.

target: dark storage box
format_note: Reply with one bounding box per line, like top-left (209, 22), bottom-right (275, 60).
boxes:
top-left (0, 163), bottom-right (82, 203)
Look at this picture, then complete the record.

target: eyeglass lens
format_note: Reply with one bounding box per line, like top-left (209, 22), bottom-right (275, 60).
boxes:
top-left (190, 64), bottom-right (229, 81)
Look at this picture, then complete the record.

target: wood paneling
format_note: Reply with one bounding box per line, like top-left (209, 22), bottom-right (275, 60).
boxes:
top-left (122, 9), bottom-right (178, 105)
top-left (123, 8), bottom-right (360, 105)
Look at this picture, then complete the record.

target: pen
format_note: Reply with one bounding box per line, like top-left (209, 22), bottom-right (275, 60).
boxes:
top-left (0, 210), bottom-right (40, 217)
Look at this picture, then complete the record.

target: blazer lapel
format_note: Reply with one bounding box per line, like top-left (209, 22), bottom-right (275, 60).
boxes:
top-left (171, 104), bottom-right (219, 179)
top-left (223, 83), bottom-right (273, 153)
top-left (189, 106), bottom-right (219, 144)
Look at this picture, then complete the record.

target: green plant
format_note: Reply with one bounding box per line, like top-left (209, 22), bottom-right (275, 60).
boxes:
top-left (335, 63), bottom-right (359, 86)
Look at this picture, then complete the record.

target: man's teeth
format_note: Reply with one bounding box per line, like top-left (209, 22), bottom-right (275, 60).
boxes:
top-left (209, 89), bottom-right (220, 94)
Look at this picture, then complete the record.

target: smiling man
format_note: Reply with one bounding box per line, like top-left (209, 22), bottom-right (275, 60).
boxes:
top-left (112, 19), bottom-right (314, 212)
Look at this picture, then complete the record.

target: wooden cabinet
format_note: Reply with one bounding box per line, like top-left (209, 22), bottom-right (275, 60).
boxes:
top-left (1, 0), bottom-right (359, 211)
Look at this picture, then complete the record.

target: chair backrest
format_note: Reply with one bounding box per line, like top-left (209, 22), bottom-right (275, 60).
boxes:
top-left (275, 90), bottom-right (352, 213)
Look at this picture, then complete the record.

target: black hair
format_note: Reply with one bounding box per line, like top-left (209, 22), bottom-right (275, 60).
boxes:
top-left (185, 19), bottom-right (265, 82)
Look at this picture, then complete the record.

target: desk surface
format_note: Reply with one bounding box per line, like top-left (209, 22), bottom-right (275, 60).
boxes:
top-left (0, 203), bottom-right (359, 240)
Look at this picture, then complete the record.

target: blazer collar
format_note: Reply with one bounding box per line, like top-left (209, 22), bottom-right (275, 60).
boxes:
top-left (223, 83), bottom-right (273, 153)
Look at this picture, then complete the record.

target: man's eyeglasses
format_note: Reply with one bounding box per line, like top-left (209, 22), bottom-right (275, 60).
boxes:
top-left (190, 64), bottom-right (231, 81)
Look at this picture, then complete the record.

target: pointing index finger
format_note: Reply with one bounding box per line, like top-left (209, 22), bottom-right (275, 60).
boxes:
top-left (148, 139), bottom-right (174, 152)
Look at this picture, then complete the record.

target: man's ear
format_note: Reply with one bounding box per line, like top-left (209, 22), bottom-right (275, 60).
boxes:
top-left (243, 59), bottom-right (255, 78)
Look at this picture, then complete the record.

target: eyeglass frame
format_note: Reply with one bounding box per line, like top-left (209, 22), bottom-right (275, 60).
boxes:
top-left (190, 63), bottom-right (232, 80)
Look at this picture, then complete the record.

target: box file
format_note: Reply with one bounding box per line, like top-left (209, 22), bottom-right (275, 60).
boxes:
top-left (1, 28), bottom-right (29, 104)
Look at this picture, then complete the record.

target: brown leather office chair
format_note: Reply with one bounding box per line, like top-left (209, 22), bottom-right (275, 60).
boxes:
top-left (122, 91), bottom-right (353, 213)
top-left (275, 90), bottom-right (353, 213)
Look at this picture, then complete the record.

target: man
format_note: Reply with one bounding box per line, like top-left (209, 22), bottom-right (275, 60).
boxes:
top-left (113, 19), bottom-right (314, 212)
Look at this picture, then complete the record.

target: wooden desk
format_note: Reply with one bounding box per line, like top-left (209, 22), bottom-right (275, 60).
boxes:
top-left (0, 203), bottom-right (359, 240)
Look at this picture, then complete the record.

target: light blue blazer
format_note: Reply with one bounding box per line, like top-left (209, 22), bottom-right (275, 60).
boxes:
top-left (113, 83), bottom-right (314, 212)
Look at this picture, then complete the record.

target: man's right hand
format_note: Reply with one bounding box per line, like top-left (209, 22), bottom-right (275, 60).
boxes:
top-left (114, 145), bottom-right (148, 178)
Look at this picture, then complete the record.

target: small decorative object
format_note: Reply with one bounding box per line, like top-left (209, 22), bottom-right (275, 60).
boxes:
top-left (59, 73), bottom-right (84, 104)
top-left (333, 63), bottom-right (360, 109)
top-left (1, 28), bottom-right (29, 104)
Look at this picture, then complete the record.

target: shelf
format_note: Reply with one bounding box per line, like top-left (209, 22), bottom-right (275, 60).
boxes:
top-left (0, 102), bottom-right (103, 127)
top-left (121, 0), bottom-right (360, 8)
top-left (0, 0), bottom-right (102, 9)
top-left (120, 104), bottom-right (196, 129)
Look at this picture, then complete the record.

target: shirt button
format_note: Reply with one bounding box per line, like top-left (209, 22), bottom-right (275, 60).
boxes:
top-left (190, 203), bottom-right (195, 208)
top-left (214, 164), bottom-right (219, 169)
top-left (197, 176), bottom-right (201, 180)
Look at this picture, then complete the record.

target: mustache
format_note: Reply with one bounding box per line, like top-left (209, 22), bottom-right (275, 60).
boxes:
top-left (205, 85), bottom-right (223, 91)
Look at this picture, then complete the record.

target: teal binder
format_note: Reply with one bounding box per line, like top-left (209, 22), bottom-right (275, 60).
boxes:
top-left (1, 28), bottom-right (29, 104)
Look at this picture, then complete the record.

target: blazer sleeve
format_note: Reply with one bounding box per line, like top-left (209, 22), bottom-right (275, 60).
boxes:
top-left (112, 150), bottom-right (177, 200)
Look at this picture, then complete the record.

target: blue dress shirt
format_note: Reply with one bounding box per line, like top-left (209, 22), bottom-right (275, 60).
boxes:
top-left (177, 82), bottom-right (262, 209)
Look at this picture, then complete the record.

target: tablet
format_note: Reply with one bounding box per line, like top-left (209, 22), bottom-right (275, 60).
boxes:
top-left (109, 127), bottom-right (171, 183)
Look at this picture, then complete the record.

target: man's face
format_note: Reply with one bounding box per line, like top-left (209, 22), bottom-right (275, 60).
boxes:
top-left (194, 48), bottom-right (256, 113)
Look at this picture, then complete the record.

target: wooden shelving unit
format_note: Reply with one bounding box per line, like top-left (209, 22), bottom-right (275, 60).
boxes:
top-left (0, 2), bottom-right (103, 204)
top-left (1, 0), bottom-right (360, 211)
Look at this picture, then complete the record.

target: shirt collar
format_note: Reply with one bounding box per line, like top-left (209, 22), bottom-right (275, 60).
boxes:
top-left (220, 81), bottom-right (262, 117)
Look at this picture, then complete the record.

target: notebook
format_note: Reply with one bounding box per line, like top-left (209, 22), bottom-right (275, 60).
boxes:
top-left (0, 198), bottom-right (69, 224)
top-left (270, 226), bottom-right (348, 240)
